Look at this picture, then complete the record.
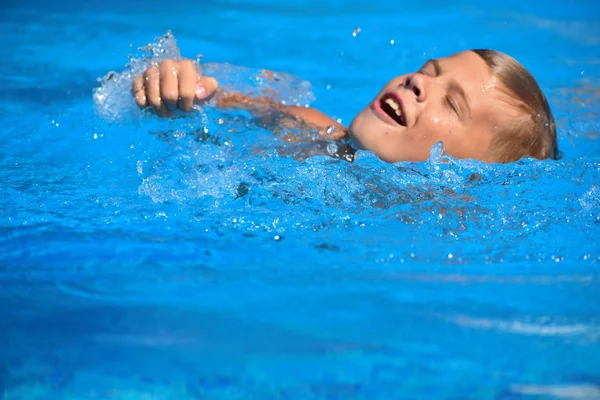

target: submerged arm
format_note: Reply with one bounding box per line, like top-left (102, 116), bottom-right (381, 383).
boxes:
top-left (214, 91), bottom-right (347, 139)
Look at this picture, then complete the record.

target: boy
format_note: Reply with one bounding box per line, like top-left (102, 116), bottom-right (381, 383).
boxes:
top-left (132, 49), bottom-right (558, 164)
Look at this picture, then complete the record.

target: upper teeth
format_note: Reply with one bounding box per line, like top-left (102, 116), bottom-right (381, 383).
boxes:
top-left (385, 98), bottom-right (402, 117)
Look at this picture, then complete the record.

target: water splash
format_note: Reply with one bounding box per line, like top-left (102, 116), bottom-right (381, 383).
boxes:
top-left (93, 31), bottom-right (182, 122)
top-left (93, 31), bottom-right (315, 123)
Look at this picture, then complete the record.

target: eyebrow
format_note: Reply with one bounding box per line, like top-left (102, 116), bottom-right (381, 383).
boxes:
top-left (425, 59), bottom-right (471, 119)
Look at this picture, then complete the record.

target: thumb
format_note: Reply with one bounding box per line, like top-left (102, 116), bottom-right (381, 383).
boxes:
top-left (195, 76), bottom-right (219, 103)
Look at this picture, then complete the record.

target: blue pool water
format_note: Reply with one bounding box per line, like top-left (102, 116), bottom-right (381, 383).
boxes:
top-left (1, 0), bottom-right (600, 398)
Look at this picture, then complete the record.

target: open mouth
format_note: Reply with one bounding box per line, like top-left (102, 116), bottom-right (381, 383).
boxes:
top-left (379, 93), bottom-right (406, 126)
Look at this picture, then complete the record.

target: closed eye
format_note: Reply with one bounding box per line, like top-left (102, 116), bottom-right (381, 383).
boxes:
top-left (419, 59), bottom-right (442, 77)
top-left (417, 64), bottom-right (437, 77)
top-left (446, 95), bottom-right (460, 116)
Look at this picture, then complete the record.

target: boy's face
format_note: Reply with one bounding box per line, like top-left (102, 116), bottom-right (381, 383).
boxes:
top-left (349, 51), bottom-right (513, 163)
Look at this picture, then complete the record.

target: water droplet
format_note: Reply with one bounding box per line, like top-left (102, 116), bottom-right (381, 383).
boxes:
top-left (327, 142), bottom-right (339, 155)
top-left (326, 125), bottom-right (335, 135)
top-left (352, 27), bottom-right (361, 37)
top-left (390, 39), bottom-right (395, 45)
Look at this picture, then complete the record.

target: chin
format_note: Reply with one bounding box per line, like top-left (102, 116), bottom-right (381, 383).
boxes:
top-left (348, 109), bottom-right (375, 150)
top-left (347, 120), bottom-right (365, 150)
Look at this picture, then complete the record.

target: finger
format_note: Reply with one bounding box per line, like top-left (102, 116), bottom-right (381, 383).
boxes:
top-left (144, 65), bottom-right (162, 113)
top-left (159, 60), bottom-right (179, 111)
top-left (177, 59), bottom-right (198, 112)
top-left (132, 76), bottom-right (147, 108)
top-left (195, 76), bottom-right (219, 103)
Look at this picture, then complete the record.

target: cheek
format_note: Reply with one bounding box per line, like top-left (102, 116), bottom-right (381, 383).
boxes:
top-left (415, 115), bottom-right (477, 158)
top-left (418, 111), bottom-right (460, 138)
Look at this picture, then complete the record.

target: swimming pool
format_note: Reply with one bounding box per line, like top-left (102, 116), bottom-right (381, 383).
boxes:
top-left (1, 0), bottom-right (599, 398)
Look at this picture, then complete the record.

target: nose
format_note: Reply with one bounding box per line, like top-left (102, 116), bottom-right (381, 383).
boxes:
top-left (403, 74), bottom-right (428, 102)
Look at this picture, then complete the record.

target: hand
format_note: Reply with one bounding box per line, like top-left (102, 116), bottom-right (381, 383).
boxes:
top-left (132, 59), bottom-right (218, 116)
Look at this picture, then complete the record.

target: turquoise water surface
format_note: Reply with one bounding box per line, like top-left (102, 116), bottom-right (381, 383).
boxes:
top-left (1, 0), bottom-right (599, 398)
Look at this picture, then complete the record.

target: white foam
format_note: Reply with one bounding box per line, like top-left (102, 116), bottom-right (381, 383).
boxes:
top-left (579, 185), bottom-right (600, 211)
top-left (447, 314), bottom-right (598, 337)
top-left (511, 384), bottom-right (600, 399)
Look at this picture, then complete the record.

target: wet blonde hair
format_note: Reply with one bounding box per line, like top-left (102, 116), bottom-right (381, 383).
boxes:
top-left (473, 49), bottom-right (558, 163)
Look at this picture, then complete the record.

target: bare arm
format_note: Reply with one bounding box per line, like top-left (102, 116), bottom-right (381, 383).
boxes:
top-left (132, 59), bottom-right (347, 140)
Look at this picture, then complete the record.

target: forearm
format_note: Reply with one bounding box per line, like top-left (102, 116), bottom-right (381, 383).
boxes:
top-left (213, 91), bottom-right (347, 140)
